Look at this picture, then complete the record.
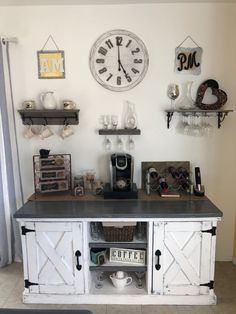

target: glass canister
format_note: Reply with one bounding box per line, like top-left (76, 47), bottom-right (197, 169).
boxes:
top-left (124, 101), bottom-right (137, 129)
top-left (176, 81), bottom-right (195, 109)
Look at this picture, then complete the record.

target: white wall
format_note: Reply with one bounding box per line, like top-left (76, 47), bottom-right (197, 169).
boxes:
top-left (0, 3), bottom-right (236, 261)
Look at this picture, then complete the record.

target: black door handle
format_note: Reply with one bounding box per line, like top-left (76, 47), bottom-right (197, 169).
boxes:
top-left (155, 249), bottom-right (161, 270)
top-left (75, 250), bottom-right (82, 271)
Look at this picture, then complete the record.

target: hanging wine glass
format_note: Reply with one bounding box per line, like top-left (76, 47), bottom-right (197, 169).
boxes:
top-left (167, 84), bottom-right (179, 110)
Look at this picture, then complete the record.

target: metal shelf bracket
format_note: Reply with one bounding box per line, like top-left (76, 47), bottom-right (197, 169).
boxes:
top-left (166, 111), bottom-right (174, 129)
top-left (217, 111), bottom-right (229, 128)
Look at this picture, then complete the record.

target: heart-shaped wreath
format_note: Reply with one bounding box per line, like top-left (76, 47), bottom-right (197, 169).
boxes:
top-left (195, 79), bottom-right (227, 110)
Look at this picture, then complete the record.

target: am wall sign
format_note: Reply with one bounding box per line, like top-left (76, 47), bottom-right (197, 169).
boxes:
top-left (37, 50), bottom-right (65, 79)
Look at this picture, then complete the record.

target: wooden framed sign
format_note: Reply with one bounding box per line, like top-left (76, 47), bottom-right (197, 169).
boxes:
top-left (110, 247), bottom-right (145, 265)
top-left (174, 47), bottom-right (202, 75)
top-left (37, 50), bottom-right (65, 79)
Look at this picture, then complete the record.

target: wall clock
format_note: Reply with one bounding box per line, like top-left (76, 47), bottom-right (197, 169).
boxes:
top-left (89, 29), bottom-right (149, 92)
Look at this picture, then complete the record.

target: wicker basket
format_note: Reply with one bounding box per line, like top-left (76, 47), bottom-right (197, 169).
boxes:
top-left (102, 223), bottom-right (136, 242)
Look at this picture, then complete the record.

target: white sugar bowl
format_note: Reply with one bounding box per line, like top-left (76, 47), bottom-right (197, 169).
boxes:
top-left (110, 271), bottom-right (132, 290)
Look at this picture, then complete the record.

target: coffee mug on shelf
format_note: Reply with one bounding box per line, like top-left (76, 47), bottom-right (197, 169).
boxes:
top-left (62, 100), bottom-right (76, 110)
top-left (22, 100), bottom-right (36, 110)
top-left (39, 125), bottom-right (54, 140)
top-left (110, 271), bottom-right (132, 290)
top-left (61, 124), bottom-right (74, 139)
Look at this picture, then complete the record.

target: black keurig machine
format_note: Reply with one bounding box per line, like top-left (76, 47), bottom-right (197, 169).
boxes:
top-left (111, 153), bottom-right (133, 191)
top-left (104, 153), bottom-right (138, 199)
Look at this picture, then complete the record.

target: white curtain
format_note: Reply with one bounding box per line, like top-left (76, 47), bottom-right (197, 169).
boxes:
top-left (0, 37), bottom-right (23, 266)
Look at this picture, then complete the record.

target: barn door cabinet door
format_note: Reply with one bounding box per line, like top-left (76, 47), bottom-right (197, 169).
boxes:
top-left (152, 221), bottom-right (216, 296)
top-left (23, 222), bottom-right (84, 294)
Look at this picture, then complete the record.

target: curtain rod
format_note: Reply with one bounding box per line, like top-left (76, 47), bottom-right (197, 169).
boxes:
top-left (1, 37), bottom-right (18, 44)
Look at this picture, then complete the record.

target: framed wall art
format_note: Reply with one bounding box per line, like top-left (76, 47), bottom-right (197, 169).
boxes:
top-left (37, 35), bottom-right (65, 79)
top-left (174, 36), bottom-right (202, 75)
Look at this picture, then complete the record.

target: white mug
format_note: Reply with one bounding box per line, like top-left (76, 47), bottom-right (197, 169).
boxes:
top-left (110, 271), bottom-right (132, 290)
top-left (23, 125), bottom-right (35, 139)
top-left (61, 125), bottom-right (74, 139)
top-left (22, 100), bottom-right (36, 110)
top-left (39, 125), bottom-right (54, 140)
top-left (63, 100), bottom-right (76, 110)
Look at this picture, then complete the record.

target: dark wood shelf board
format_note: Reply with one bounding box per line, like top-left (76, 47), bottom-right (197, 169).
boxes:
top-left (99, 129), bottom-right (141, 135)
top-left (89, 242), bottom-right (147, 249)
top-left (165, 109), bottom-right (234, 129)
top-left (165, 109), bottom-right (234, 114)
top-left (89, 265), bottom-right (147, 272)
top-left (18, 109), bottom-right (80, 125)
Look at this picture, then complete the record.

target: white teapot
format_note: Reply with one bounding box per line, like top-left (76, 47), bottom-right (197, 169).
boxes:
top-left (40, 91), bottom-right (57, 109)
top-left (110, 271), bottom-right (132, 290)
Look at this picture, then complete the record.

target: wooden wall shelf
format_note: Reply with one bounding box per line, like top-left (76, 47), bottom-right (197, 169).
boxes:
top-left (99, 129), bottom-right (141, 135)
top-left (165, 109), bottom-right (233, 129)
top-left (18, 109), bottom-right (80, 125)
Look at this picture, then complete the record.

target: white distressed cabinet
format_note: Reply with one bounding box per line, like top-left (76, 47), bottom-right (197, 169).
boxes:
top-left (19, 218), bottom-right (219, 305)
top-left (152, 221), bottom-right (216, 297)
top-left (22, 222), bottom-right (84, 295)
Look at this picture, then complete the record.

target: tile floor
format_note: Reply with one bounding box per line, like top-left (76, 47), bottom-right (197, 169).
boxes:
top-left (0, 262), bottom-right (235, 314)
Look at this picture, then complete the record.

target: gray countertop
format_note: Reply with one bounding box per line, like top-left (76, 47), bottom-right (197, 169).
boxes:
top-left (14, 198), bottom-right (223, 219)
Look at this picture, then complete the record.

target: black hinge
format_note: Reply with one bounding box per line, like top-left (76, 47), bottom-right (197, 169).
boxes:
top-left (21, 226), bottom-right (35, 235)
top-left (202, 226), bottom-right (216, 236)
top-left (200, 280), bottom-right (214, 289)
top-left (24, 280), bottom-right (38, 288)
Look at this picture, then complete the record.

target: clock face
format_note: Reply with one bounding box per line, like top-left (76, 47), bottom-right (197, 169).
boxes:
top-left (89, 29), bottom-right (149, 91)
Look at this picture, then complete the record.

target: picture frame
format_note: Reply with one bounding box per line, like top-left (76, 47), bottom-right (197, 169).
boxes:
top-left (37, 50), bottom-right (65, 79)
top-left (110, 247), bottom-right (146, 266)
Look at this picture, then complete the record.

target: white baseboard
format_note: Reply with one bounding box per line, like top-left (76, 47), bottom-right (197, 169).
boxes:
top-left (232, 257), bottom-right (236, 266)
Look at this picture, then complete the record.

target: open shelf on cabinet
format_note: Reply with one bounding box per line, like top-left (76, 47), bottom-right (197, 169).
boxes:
top-left (165, 109), bottom-right (233, 129)
top-left (89, 261), bottom-right (147, 272)
top-left (18, 109), bottom-right (80, 125)
top-left (90, 272), bottom-right (147, 295)
top-left (89, 241), bottom-right (147, 249)
top-left (98, 129), bottom-right (141, 135)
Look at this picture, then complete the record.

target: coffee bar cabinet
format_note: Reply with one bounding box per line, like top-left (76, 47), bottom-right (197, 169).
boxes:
top-left (14, 198), bottom-right (222, 305)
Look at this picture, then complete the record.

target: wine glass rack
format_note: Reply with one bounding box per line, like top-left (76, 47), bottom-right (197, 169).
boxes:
top-left (165, 109), bottom-right (233, 129)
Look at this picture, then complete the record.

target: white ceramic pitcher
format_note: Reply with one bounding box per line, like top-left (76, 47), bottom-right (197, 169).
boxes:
top-left (40, 91), bottom-right (57, 109)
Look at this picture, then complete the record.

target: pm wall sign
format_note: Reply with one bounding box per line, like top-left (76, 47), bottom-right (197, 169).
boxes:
top-left (37, 50), bottom-right (65, 79)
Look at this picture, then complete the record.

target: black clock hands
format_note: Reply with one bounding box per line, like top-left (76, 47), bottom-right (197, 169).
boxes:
top-left (119, 61), bottom-right (128, 76)
top-left (117, 45), bottom-right (128, 75)
top-left (117, 45), bottom-right (121, 71)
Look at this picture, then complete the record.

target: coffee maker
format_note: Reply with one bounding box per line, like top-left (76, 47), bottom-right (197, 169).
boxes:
top-left (110, 153), bottom-right (134, 191)
top-left (103, 153), bottom-right (137, 199)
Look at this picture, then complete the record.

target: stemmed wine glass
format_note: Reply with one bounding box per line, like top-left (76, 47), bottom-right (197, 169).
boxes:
top-left (101, 115), bottom-right (110, 129)
top-left (127, 136), bottom-right (135, 150)
top-left (117, 136), bottom-right (123, 151)
top-left (167, 84), bottom-right (180, 110)
top-left (135, 272), bottom-right (145, 289)
top-left (111, 115), bottom-right (118, 129)
top-left (104, 136), bottom-right (112, 151)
